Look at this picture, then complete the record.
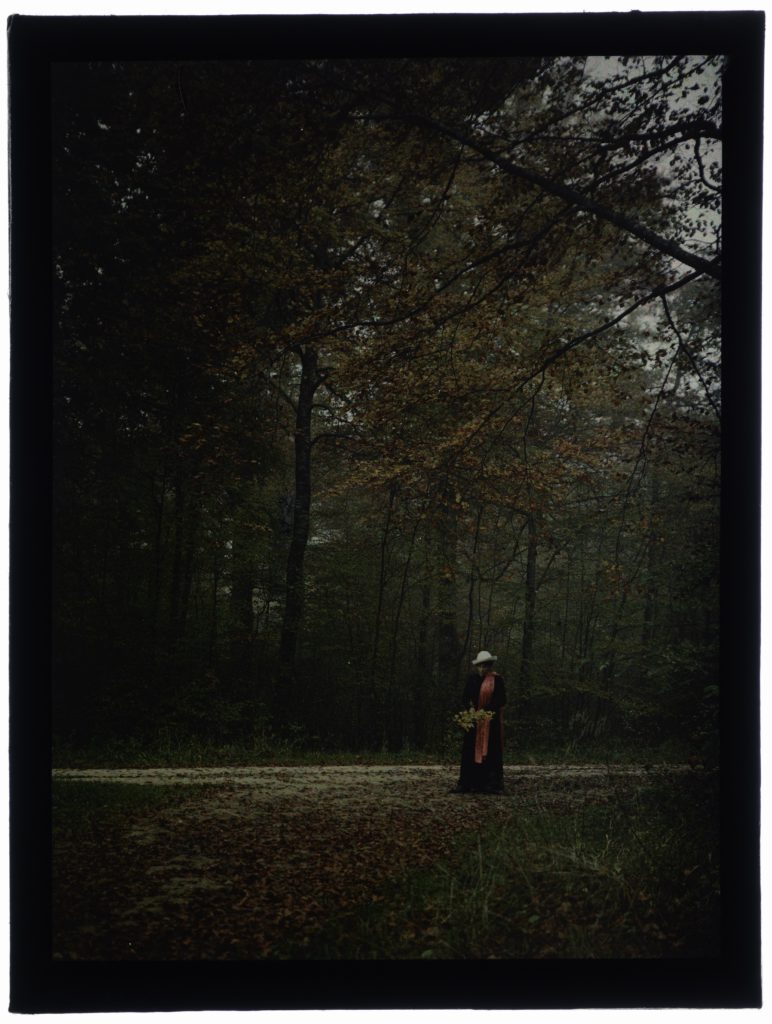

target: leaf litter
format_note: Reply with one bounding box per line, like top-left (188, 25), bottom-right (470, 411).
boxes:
top-left (52, 763), bottom-right (694, 960)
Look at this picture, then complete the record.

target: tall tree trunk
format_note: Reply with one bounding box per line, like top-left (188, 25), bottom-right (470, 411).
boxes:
top-left (414, 577), bottom-right (431, 745)
top-left (230, 527), bottom-right (256, 655)
top-left (436, 485), bottom-right (459, 699)
top-left (179, 513), bottom-right (197, 638)
top-left (148, 465), bottom-right (168, 662)
top-left (371, 485), bottom-right (396, 679)
top-left (519, 511), bottom-right (537, 712)
top-left (561, 547), bottom-right (571, 670)
top-left (461, 504), bottom-right (484, 667)
top-left (641, 473), bottom-right (661, 656)
top-left (210, 555), bottom-right (220, 664)
top-left (278, 346), bottom-right (318, 675)
top-left (386, 515), bottom-right (420, 747)
top-left (169, 476), bottom-right (186, 642)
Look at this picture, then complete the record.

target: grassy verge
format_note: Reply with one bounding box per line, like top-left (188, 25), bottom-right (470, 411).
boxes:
top-left (278, 771), bottom-right (719, 959)
top-left (52, 768), bottom-right (718, 960)
top-left (52, 780), bottom-right (216, 829)
top-left (52, 737), bottom-right (692, 769)
top-left (52, 740), bottom-right (445, 769)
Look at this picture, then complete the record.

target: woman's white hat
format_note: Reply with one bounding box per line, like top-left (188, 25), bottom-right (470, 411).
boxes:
top-left (472, 650), bottom-right (497, 665)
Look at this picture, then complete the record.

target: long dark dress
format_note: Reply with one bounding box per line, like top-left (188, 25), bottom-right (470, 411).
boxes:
top-left (457, 672), bottom-right (506, 792)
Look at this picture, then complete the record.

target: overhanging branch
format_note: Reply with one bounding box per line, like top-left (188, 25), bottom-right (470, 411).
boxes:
top-left (660, 292), bottom-right (721, 422)
top-left (446, 269), bottom-right (707, 470)
top-left (532, 270), bottom-right (705, 381)
top-left (401, 113), bottom-right (722, 282)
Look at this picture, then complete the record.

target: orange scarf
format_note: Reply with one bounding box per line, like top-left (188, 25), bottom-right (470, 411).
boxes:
top-left (474, 672), bottom-right (496, 764)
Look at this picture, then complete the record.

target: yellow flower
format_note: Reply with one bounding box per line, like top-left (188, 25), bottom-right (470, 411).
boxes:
top-left (453, 704), bottom-right (495, 731)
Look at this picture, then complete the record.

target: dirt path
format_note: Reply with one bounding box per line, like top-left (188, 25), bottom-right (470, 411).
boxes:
top-left (52, 764), bottom-right (696, 960)
top-left (53, 762), bottom-right (690, 786)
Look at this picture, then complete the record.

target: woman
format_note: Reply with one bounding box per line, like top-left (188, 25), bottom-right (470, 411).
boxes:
top-left (452, 650), bottom-right (506, 794)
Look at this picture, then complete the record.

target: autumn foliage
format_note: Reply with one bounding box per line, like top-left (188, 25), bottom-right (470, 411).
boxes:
top-left (52, 56), bottom-right (721, 760)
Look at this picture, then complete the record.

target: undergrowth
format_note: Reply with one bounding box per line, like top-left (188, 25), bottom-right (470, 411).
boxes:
top-left (52, 736), bottom-right (692, 769)
top-left (52, 769), bottom-right (718, 960)
top-left (52, 781), bottom-right (217, 829)
top-left (280, 771), bottom-right (719, 959)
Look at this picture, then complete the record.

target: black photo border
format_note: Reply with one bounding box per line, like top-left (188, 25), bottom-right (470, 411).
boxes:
top-left (8, 9), bottom-right (763, 1012)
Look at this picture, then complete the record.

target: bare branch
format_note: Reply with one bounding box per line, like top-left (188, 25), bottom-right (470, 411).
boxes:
top-left (446, 269), bottom-right (706, 472)
top-left (532, 270), bottom-right (705, 380)
top-left (403, 112), bottom-right (721, 281)
top-left (692, 136), bottom-right (722, 194)
top-left (259, 370), bottom-right (297, 413)
top-left (660, 292), bottom-right (721, 421)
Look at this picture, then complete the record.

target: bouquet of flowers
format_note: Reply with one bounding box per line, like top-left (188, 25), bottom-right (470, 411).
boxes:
top-left (453, 703), bottom-right (495, 731)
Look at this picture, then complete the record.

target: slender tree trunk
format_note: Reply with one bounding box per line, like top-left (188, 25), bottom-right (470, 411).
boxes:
top-left (561, 549), bottom-right (571, 669)
top-left (169, 476), bottom-right (186, 642)
top-left (230, 526), bottom-right (256, 654)
top-left (278, 346), bottom-right (318, 674)
top-left (436, 486), bottom-right (459, 697)
top-left (210, 555), bottom-right (220, 664)
top-left (461, 504), bottom-right (484, 667)
top-left (415, 558), bottom-right (433, 747)
top-left (179, 513), bottom-right (197, 638)
top-left (519, 511), bottom-right (537, 712)
top-left (149, 465), bottom-right (167, 661)
top-left (386, 515), bottom-right (420, 747)
top-left (371, 485), bottom-right (396, 679)
top-left (641, 473), bottom-right (661, 656)
top-left (388, 518), bottom-right (420, 685)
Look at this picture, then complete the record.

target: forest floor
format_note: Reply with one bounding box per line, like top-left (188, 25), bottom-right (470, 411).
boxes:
top-left (52, 763), bottom-right (718, 960)
top-left (53, 762), bottom-right (692, 786)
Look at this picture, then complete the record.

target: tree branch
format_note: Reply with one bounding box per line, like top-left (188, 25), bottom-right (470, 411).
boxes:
top-left (660, 292), bottom-right (721, 421)
top-left (532, 269), bottom-right (705, 380)
top-left (446, 269), bottom-right (706, 473)
top-left (692, 136), bottom-right (722, 194)
top-left (259, 370), bottom-right (297, 413)
top-left (400, 112), bottom-right (721, 281)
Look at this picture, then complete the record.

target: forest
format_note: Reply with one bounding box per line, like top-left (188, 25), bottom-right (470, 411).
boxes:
top-left (51, 55), bottom-right (722, 764)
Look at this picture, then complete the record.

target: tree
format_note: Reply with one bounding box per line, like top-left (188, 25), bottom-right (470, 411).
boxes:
top-left (51, 54), bottom-right (722, 756)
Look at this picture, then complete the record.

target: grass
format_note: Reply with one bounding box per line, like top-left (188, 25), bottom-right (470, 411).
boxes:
top-left (52, 734), bottom-right (692, 769)
top-left (52, 737), bottom-right (447, 769)
top-left (278, 771), bottom-right (719, 959)
top-left (52, 780), bottom-right (216, 830)
top-left (52, 765), bottom-right (718, 960)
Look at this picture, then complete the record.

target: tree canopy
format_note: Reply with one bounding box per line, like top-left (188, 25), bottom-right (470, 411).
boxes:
top-left (51, 54), bottom-right (723, 758)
